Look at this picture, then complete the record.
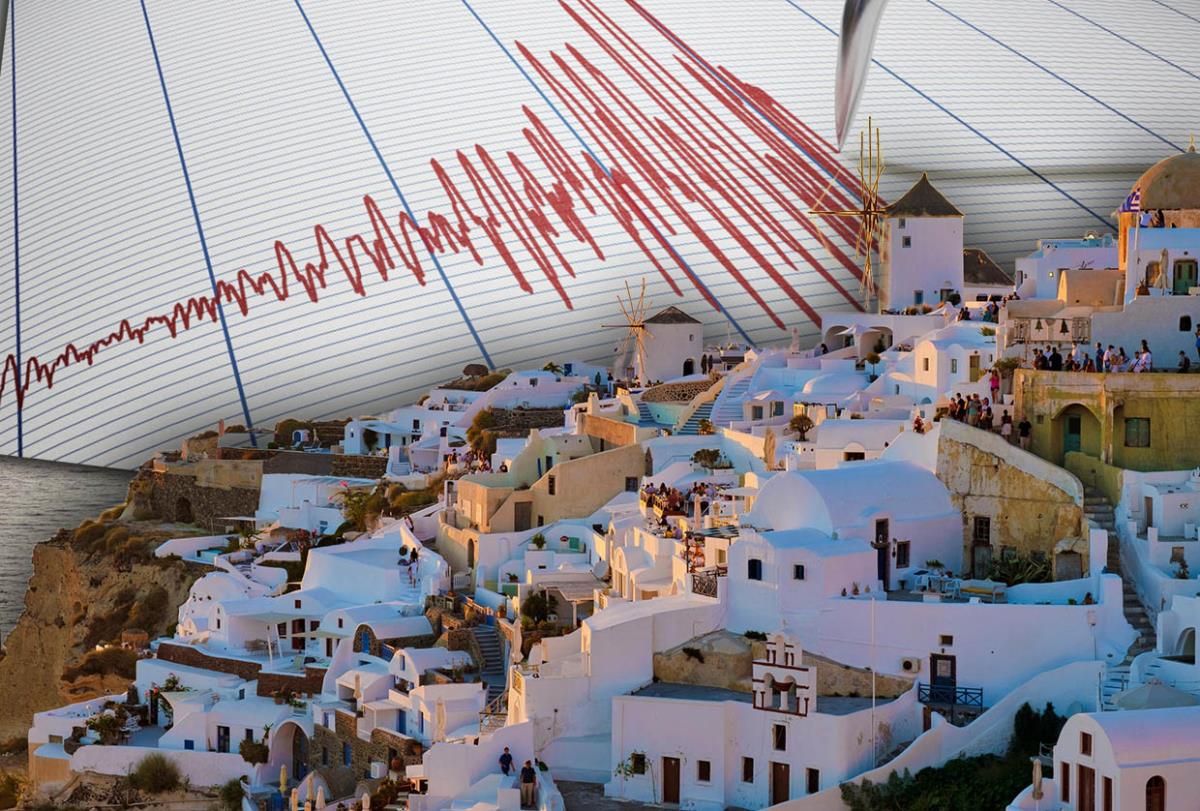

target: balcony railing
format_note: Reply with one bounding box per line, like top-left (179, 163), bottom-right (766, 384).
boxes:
top-left (918, 682), bottom-right (984, 711)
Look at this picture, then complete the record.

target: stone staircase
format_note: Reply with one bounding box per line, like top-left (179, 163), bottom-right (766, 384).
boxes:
top-left (710, 374), bottom-right (752, 425)
top-left (473, 624), bottom-right (506, 704)
top-left (634, 401), bottom-right (659, 427)
top-left (677, 401), bottom-right (714, 435)
top-left (1088, 486), bottom-right (1157, 709)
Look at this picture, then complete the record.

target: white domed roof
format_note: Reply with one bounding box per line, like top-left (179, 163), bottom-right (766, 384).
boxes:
top-left (746, 461), bottom-right (954, 533)
top-left (801, 371), bottom-right (868, 398)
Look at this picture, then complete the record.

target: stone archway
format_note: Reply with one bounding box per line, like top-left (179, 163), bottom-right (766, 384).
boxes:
top-left (268, 720), bottom-right (311, 787)
top-left (175, 496), bottom-right (194, 524)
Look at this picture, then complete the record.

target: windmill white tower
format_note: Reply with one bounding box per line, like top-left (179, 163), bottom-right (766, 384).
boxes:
top-left (603, 280), bottom-right (652, 387)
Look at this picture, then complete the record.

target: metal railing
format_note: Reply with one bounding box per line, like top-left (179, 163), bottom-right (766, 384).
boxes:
top-left (918, 682), bottom-right (984, 709)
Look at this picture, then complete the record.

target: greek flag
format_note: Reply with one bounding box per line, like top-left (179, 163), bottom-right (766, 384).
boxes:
top-left (1120, 187), bottom-right (1142, 214)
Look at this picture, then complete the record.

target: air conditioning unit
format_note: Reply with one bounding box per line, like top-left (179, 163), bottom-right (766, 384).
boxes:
top-left (370, 761), bottom-right (388, 779)
top-left (900, 656), bottom-right (922, 674)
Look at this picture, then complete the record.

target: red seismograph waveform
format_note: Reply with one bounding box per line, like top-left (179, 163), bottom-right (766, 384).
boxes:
top-left (1, 0), bottom-right (879, 413)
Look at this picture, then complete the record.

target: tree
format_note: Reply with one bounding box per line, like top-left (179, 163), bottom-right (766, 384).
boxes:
top-left (692, 448), bottom-right (722, 469)
top-left (789, 413), bottom-right (814, 441)
top-left (542, 362), bottom-right (563, 375)
top-left (467, 409), bottom-right (498, 457)
top-left (697, 418), bottom-right (715, 435)
top-left (865, 352), bottom-right (881, 378)
top-left (521, 591), bottom-right (550, 624)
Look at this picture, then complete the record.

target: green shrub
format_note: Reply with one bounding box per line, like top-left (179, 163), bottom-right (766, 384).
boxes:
top-left (218, 778), bottom-right (245, 811)
top-left (128, 752), bottom-right (181, 794)
top-left (238, 738), bottom-right (269, 765)
top-left (0, 772), bottom-right (23, 810)
top-left (62, 647), bottom-right (138, 681)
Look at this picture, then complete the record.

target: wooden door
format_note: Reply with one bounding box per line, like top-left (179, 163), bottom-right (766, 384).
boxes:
top-left (514, 502), bottom-right (532, 532)
top-left (662, 756), bottom-right (680, 804)
top-left (1077, 764), bottom-right (1094, 811)
top-left (1174, 259), bottom-right (1197, 295)
top-left (770, 762), bottom-right (790, 805)
top-left (930, 654), bottom-right (957, 704)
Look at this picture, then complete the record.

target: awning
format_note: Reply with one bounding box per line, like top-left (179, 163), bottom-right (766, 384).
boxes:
top-left (722, 486), bottom-right (758, 497)
top-left (292, 628), bottom-right (349, 639)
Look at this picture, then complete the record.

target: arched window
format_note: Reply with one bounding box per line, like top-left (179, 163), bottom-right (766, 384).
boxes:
top-left (1146, 775), bottom-right (1165, 811)
top-left (1180, 315), bottom-right (1192, 332)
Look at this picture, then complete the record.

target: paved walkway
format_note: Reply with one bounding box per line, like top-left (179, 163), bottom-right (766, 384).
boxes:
top-left (557, 781), bottom-right (663, 810)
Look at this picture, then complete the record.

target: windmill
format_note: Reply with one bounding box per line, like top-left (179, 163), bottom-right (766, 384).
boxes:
top-left (603, 279), bottom-right (652, 386)
top-left (810, 116), bottom-right (887, 311)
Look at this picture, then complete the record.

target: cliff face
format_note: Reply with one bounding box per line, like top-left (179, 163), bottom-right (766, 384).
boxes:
top-left (0, 526), bottom-right (203, 740)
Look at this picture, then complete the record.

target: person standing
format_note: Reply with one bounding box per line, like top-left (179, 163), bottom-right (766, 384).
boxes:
top-left (1018, 416), bottom-right (1032, 450)
top-left (498, 747), bottom-right (514, 776)
top-left (989, 368), bottom-right (1000, 403)
top-left (519, 760), bottom-right (538, 808)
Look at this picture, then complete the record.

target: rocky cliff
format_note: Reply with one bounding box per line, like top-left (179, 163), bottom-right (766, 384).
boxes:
top-left (0, 517), bottom-right (205, 741)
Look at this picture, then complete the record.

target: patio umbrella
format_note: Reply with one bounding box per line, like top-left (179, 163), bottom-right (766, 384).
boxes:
top-left (315, 786), bottom-right (326, 810)
top-left (362, 792), bottom-right (372, 810)
top-left (1114, 682), bottom-right (1199, 709)
top-left (306, 772), bottom-right (314, 805)
top-left (1031, 757), bottom-right (1043, 800)
top-left (280, 765), bottom-right (288, 793)
top-left (835, 324), bottom-right (870, 341)
top-left (290, 787), bottom-right (300, 811)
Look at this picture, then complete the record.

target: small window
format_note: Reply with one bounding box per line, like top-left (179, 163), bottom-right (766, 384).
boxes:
top-left (625, 477), bottom-right (639, 493)
top-left (742, 756), bottom-right (754, 783)
top-left (1181, 316), bottom-right (1192, 332)
top-left (895, 541), bottom-right (910, 569)
top-left (972, 516), bottom-right (991, 544)
top-left (630, 753), bottom-right (646, 774)
top-left (216, 617), bottom-right (221, 629)
top-left (806, 768), bottom-right (820, 794)
top-left (902, 235), bottom-right (912, 248)
top-left (748, 559), bottom-right (763, 581)
top-left (412, 419), bottom-right (420, 429)
top-left (184, 739), bottom-right (195, 751)
top-left (773, 724), bottom-right (786, 751)
top-left (697, 760), bottom-right (711, 782)
top-left (951, 359), bottom-right (958, 374)
top-left (294, 598), bottom-right (302, 609)
top-left (939, 634), bottom-right (954, 647)
top-left (548, 476), bottom-right (556, 496)
top-left (914, 289), bottom-right (924, 306)
top-left (245, 728), bottom-right (255, 741)
top-left (1081, 731), bottom-right (1092, 756)
top-left (793, 564), bottom-right (806, 581)
top-left (343, 743), bottom-right (352, 766)
top-left (899, 217), bottom-right (907, 229)
top-left (537, 515), bottom-right (545, 527)
top-left (717, 548), bottom-right (727, 565)
top-left (1125, 417), bottom-right (1151, 448)
top-left (337, 618), bottom-right (344, 629)
top-left (922, 357), bottom-right (930, 372)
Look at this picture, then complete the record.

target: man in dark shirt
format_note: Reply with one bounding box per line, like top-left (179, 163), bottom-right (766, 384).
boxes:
top-left (499, 746), bottom-right (513, 776)
top-left (1049, 347), bottom-right (1063, 371)
top-left (1018, 417), bottom-right (1032, 450)
top-left (520, 760), bottom-right (538, 808)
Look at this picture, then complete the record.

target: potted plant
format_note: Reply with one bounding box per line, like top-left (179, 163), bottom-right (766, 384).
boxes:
top-left (238, 737), bottom-right (269, 765)
top-left (530, 533), bottom-right (546, 550)
top-left (865, 352), bottom-right (881, 381)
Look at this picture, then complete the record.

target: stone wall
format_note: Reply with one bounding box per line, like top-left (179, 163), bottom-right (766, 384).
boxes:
top-left (157, 642), bottom-right (325, 697)
top-left (491, 408), bottom-right (567, 434)
top-left (936, 420), bottom-right (1085, 573)
top-left (577, 413), bottom-right (640, 447)
top-left (146, 470), bottom-right (261, 527)
top-left (157, 642), bottom-right (262, 682)
top-left (256, 666), bottom-right (325, 699)
top-left (310, 708), bottom-right (421, 784)
top-left (651, 631), bottom-right (913, 697)
top-left (351, 623), bottom-right (437, 659)
top-left (330, 455), bottom-right (389, 480)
